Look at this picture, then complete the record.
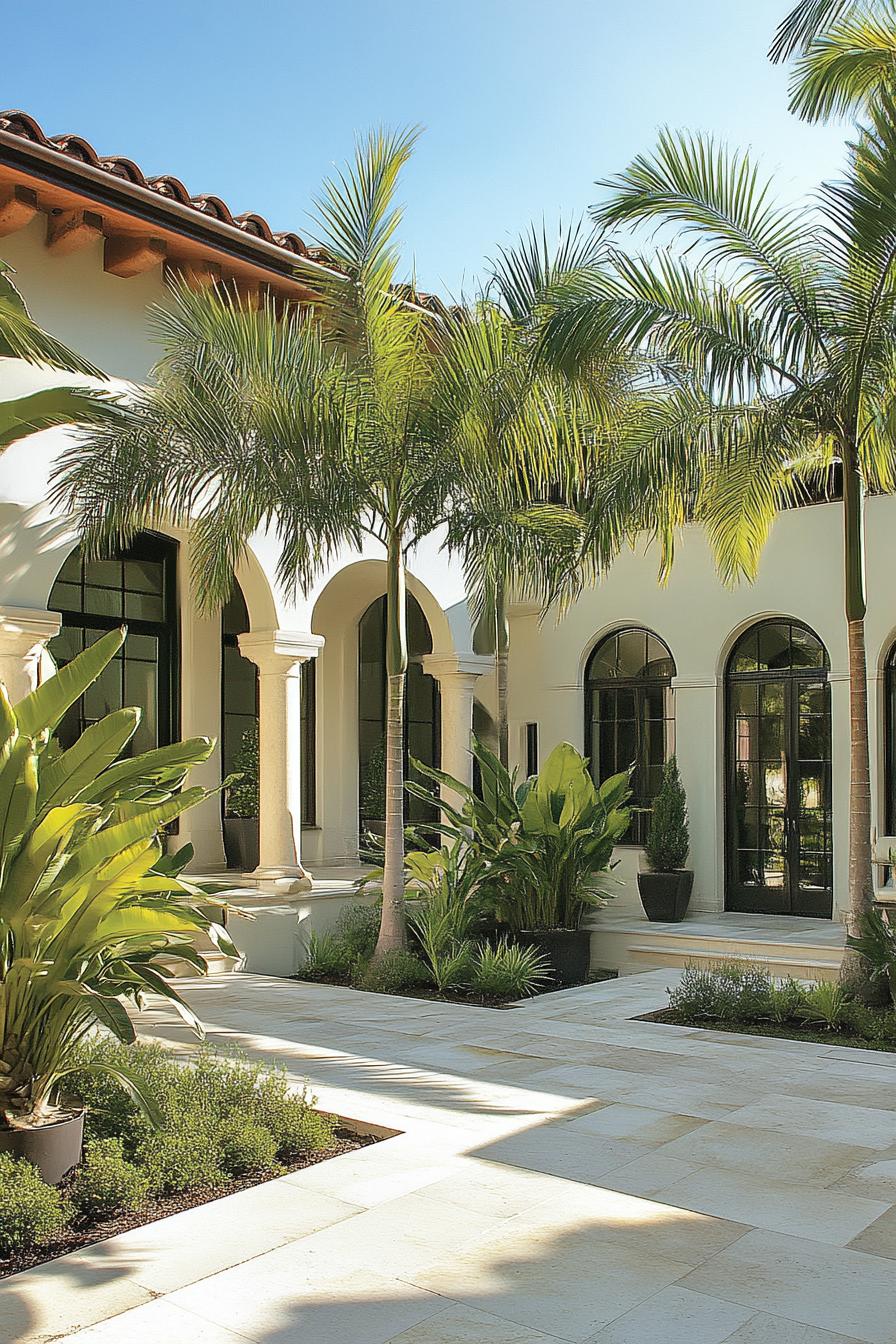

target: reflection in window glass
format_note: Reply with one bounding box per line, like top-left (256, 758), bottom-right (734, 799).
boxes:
top-left (584, 627), bottom-right (676, 844)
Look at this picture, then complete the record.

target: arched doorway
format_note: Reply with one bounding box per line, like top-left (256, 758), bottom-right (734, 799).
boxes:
top-left (48, 532), bottom-right (178, 756)
top-left (358, 593), bottom-right (439, 833)
top-left (584, 626), bottom-right (676, 845)
top-left (726, 618), bottom-right (832, 917)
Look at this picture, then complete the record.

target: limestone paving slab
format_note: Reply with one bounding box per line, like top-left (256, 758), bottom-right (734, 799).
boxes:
top-left (9, 968), bottom-right (896, 1344)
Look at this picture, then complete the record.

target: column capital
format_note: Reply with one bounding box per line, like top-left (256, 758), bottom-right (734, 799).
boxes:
top-left (420, 652), bottom-right (494, 685)
top-left (238, 629), bottom-right (324, 675)
top-left (0, 606), bottom-right (62, 651)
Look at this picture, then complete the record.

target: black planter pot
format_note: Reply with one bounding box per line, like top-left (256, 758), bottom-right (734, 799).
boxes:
top-left (637, 869), bottom-right (694, 922)
top-left (223, 816), bottom-right (259, 872)
top-left (0, 1108), bottom-right (84, 1184)
top-left (518, 928), bottom-right (591, 986)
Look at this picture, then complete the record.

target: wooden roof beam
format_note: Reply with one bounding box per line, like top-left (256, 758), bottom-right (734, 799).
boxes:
top-left (166, 259), bottom-right (222, 290)
top-left (0, 184), bottom-right (38, 237)
top-left (46, 208), bottom-right (103, 255)
top-left (104, 232), bottom-right (166, 277)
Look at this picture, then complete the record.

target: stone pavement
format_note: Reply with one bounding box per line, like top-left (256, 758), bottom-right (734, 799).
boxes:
top-left (5, 970), bottom-right (896, 1344)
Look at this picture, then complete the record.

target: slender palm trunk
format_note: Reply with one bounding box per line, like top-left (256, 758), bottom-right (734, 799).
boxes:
top-left (495, 575), bottom-right (510, 768)
top-left (838, 447), bottom-right (883, 1000)
top-left (375, 531), bottom-right (408, 957)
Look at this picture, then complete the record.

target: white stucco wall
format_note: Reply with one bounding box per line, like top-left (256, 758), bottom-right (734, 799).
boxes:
top-left (508, 496), bottom-right (896, 921)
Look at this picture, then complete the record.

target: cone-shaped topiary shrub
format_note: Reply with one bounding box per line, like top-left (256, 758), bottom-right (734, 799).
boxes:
top-left (644, 755), bottom-right (689, 872)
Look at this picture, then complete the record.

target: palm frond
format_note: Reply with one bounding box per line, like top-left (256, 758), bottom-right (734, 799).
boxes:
top-left (770, 0), bottom-right (854, 62)
top-left (0, 261), bottom-right (101, 376)
top-left (789, 10), bottom-right (896, 121)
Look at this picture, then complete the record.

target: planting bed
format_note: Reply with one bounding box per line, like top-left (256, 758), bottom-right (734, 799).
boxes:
top-left (0, 1120), bottom-right (378, 1279)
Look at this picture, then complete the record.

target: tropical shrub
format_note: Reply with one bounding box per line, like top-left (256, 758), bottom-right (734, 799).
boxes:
top-left (644, 756), bottom-right (689, 872)
top-left (0, 627), bottom-right (237, 1131)
top-left (408, 737), bottom-right (631, 932)
top-left (799, 981), bottom-right (850, 1031)
top-left (470, 938), bottom-right (551, 999)
top-left (0, 1153), bottom-right (68, 1257)
top-left (215, 1115), bottom-right (280, 1177)
top-left (846, 907), bottom-right (896, 998)
top-left (766, 978), bottom-right (807, 1024)
top-left (301, 931), bottom-right (357, 981)
top-left (334, 901), bottom-right (381, 962)
top-left (69, 1139), bottom-right (149, 1220)
top-left (226, 721), bottom-right (259, 818)
top-left (669, 963), bottom-right (776, 1021)
top-left (354, 948), bottom-right (432, 994)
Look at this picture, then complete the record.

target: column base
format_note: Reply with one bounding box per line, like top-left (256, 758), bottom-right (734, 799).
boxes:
top-left (246, 865), bottom-right (313, 897)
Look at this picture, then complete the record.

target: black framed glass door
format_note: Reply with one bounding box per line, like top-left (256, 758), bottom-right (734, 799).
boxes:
top-left (726, 620), bottom-right (832, 917)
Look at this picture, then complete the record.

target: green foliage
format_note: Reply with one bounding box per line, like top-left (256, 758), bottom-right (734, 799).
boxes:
top-left (301, 931), bottom-right (357, 982)
top-left (226, 721), bottom-right (259, 818)
top-left (644, 756), bottom-right (689, 872)
top-left (408, 737), bottom-right (631, 932)
top-left (0, 1153), bottom-right (69, 1257)
top-left (766, 978), bottom-right (808, 1024)
top-left (354, 948), bottom-right (433, 994)
top-left (846, 907), bottom-right (896, 990)
top-left (669, 963), bottom-right (777, 1022)
top-left (0, 628), bottom-right (238, 1129)
top-left (140, 1128), bottom-right (225, 1197)
top-left (72, 1038), bottom-right (334, 1183)
top-left (334, 902), bottom-right (381, 962)
top-left (470, 938), bottom-right (552, 999)
top-left (359, 735), bottom-right (387, 823)
top-left (215, 1115), bottom-right (280, 1178)
top-left (70, 1139), bottom-right (150, 1220)
top-left (799, 981), bottom-right (850, 1030)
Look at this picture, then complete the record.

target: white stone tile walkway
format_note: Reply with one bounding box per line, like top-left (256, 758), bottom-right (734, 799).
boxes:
top-left (5, 970), bottom-right (896, 1344)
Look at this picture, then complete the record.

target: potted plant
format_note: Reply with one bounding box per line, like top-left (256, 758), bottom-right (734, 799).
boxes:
top-left (408, 739), bottom-right (631, 986)
top-left (637, 755), bottom-right (693, 922)
top-left (0, 627), bottom-right (237, 1183)
top-left (223, 721), bottom-right (260, 871)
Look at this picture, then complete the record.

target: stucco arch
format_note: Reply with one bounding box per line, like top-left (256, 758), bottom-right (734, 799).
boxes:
top-left (310, 558), bottom-right (456, 655)
top-left (715, 611), bottom-right (831, 681)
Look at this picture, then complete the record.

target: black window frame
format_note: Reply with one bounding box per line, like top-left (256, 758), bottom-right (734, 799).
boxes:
top-left (48, 531), bottom-right (179, 754)
top-left (584, 626), bottom-right (676, 845)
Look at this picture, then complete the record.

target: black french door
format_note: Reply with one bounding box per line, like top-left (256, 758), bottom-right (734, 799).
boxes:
top-left (726, 622), bottom-right (832, 917)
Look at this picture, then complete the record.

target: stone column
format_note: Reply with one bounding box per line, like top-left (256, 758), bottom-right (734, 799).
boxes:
top-left (421, 653), bottom-right (494, 807)
top-left (238, 629), bottom-right (324, 895)
top-left (0, 606), bottom-right (61, 703)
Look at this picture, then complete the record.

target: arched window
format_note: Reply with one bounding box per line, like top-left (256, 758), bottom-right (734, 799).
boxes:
top-left (48, 533), bottom-right (178, 756)
top-left (584, 627), bottom-right (675, 844)
top-left (726, 618), bottom-right (832, 917)
top-left (358, 593), bottom-right (439, 830)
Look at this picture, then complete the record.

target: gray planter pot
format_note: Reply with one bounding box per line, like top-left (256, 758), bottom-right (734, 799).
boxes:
top-left (0, 1107), bottom-right (84, 1184)
top-left (637, 869), bottom-right (694, 922)
top-left (223, 816), bottom-right (259, 872)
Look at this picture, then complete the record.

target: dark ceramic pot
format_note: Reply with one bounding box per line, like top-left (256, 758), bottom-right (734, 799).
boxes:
top-left (0, 1108), bottom-right (84, 1184)
top-left (637, 869), bottom-right (694, 922)
top-left (223, 816), bottom-right (259, 872)
top-left (518, 928), bottom-right (591, 986)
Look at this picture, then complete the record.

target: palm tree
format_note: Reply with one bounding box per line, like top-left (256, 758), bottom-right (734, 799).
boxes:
top-left (52, 129), bottom-right (582, 956)
top-left (437, 224), bottom-right (626, 765)
top-left (0, 258), bottom-right (103, 449)
top-left (539, 100), bottom-right (896, 996)
top-left (770, 0), bottom-right (896, 123)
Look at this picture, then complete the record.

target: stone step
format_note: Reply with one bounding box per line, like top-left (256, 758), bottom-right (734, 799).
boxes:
top-left (624, 940), bottom-right (842, 982)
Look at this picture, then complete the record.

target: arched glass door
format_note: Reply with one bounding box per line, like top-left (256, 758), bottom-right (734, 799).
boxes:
top-left (726, 619), bottom-right (832, 917)
top-left (48, 532), bottom-right (178, 756)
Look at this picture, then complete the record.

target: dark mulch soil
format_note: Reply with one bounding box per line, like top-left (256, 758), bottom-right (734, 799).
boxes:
top-left (0, 1123), bottom-right (378, 1280)
top-left (640, 1007), bottom-right (896, 1054)
top-left (296, 968), bottom-right (617, 1009)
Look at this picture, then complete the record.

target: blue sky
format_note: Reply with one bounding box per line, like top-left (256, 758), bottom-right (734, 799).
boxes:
top-left (7, 0), bottom-right (851, 297)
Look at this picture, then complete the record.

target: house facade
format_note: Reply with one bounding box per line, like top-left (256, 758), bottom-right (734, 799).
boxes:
top-left (0, 110), bottom-right (894, 956)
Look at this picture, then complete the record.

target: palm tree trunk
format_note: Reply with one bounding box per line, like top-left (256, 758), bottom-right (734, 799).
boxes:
top-left (375, 531), bottom-right (408, 957)
top-left (495, 575), bottom-right (510, 768)
top-left (838, 447), bottom-right (883, 1000)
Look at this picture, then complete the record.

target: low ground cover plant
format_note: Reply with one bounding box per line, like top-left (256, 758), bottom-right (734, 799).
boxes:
top-left (665, 962), bottom-right (896, 1047)
top-left (0, 1038), bottom-right (338, 1264)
